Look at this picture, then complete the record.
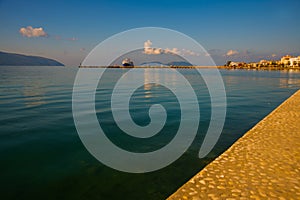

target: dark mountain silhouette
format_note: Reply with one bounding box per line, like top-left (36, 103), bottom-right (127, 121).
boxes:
top-left (140, 61), bottom-right (168, 66)
top-left (167, 61), bottom-right (192, 66)
top-left (139, 61), bottom-right (192, 67)
top-left (0, 51), bottom-right (64, 66)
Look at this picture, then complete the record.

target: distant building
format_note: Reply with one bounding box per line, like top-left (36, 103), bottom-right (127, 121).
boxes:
top-left (289, 56), bottom-right (300, 67)
top-left (280, 55), bottom-right (300, 67)
top-left (225, 55), bottom-right (300, 69)
top-left (229, 61), bottom-right (245, 67)
top-left (248, 62), bottom-right (258, 68)
top-left (229, 61), bottom-right (238, 67)
top-left (259, 60), bottom-right (268, 66)
top-left (280, 55), bottom-right (292, 65)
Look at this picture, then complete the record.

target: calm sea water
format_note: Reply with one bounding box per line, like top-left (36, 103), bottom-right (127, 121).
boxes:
top-left (1, 66), bottom-right (300, 200)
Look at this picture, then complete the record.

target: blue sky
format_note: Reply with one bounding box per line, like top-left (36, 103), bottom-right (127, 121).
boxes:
top-left (0, 0), bottom-right (299, 66)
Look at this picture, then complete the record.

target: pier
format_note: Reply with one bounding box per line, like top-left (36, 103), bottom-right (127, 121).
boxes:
top-left (168, 90), bottom-right (300, 199)
top-left (79, 65), bottom-right (300, 70)
top-left (78, 65), bottom-right (217, 69)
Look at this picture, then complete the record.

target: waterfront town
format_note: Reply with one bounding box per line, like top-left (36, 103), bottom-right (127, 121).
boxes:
top-left (223, 55), bottom-right (300, 70)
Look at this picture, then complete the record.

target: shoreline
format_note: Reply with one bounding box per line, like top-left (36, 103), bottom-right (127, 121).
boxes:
top-left (78, 65), bottom-right (300, 71)
top-left (218, 65), bottom-right (300, 71)
top-left (78, 65), bottom-right (218, 69)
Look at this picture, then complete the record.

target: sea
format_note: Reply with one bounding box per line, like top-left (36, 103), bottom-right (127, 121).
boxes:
top-left (1, 66), bottom-right (300, 200)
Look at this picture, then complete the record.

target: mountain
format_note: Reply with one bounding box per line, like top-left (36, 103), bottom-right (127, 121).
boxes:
top-left (140, 61), bottom-right (192, 66)
top-left (167, 61), bottom-right (192, 66)
top-left (0, 51), bottom-right (64, 66)
top-left (140, 61), bottom-right (168, 66)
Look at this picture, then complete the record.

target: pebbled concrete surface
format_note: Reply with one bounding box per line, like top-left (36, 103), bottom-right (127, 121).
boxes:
top-left (168, 90), bottom-right (300, 200)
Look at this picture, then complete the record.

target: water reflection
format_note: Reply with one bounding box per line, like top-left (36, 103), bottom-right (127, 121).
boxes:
top-left (143, 69), bottom-right (154, 98)
top-left (22, 83), bottom-right (46, 107)
top-left (143, 68), bottom-right (180, 99)
top-left (279, 70), bottom-right (300, 88)
top-left (279, 77), bottom-right (300, 88)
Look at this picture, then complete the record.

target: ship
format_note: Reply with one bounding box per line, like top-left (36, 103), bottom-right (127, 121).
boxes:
top-left (122, 58), bottom-right (134, 67)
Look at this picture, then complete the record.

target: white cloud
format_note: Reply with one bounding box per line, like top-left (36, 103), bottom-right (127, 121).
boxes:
top-left (181, 49), bottom-right (200, 56)
top-left (19, 26), bottom-right (47, 38)
top-left (144, 40), bottom-right (152, 48)
top-left (143, 40), bottom-right (163, 54)
top-left (226, 50), bottom-right (239, 56)
top-left (165, 47), bottom-right (180, 55)
top-left (143, 40), bottom-right (199, 56)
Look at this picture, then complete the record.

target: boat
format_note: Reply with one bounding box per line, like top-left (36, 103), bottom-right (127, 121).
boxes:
top-left (122, 58), bottom-right (134, 67)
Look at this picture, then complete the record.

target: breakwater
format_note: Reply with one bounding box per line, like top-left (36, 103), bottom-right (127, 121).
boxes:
top-left (78, 65), bottom-right (217, 68)
top-left (168, 90), bottom-right (300, 199)
top-left (79, 65), bottom-right (300, 70)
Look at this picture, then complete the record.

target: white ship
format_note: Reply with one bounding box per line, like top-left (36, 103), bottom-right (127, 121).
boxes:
top-left (122, 58), bottom-right (134, 67)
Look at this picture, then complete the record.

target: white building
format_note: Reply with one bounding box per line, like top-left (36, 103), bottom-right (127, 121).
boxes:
top-left (259, 60), bottom-right (268, 66)
top-left (229, 61), bottom-right (245, 67)
top-left (289, 56), bottom-right (300, 67)
top-left (280, 55), bottom-right (292, 65)
top-left (280, 55), bottom-right (300, 67)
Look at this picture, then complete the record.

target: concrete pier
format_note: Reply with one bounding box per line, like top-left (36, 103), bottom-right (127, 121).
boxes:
top-left (168, 90), bottom-right (300, 200)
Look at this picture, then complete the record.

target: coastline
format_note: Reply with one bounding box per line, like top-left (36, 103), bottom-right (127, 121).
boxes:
top-left (78, 65), bottom-right (218, 68)
top-left (78, 65), bottom-right (300, 70)
top-left (218, 65), bottom-right (300, 71)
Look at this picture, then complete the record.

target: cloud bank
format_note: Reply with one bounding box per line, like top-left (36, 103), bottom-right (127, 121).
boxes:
top-left (19, 26), bottom-right (47, 38)
top-left (144, 40), bottom-right (163, 54)
top-left (143, 40), bottom-right (199, 56)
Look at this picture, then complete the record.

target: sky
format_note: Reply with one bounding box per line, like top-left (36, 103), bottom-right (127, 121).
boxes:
top-left (0, 0), bottom-right (299, 66)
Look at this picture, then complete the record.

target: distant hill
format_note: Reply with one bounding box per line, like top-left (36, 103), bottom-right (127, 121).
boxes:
top-left (0, 51), bottom-right (64, 66)
top-left (140, 61), bottom-right (192, 66)
top-left (140, 61), bottom-right (168, 66)
top-left (167, 61), bottom-right (192, 66)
